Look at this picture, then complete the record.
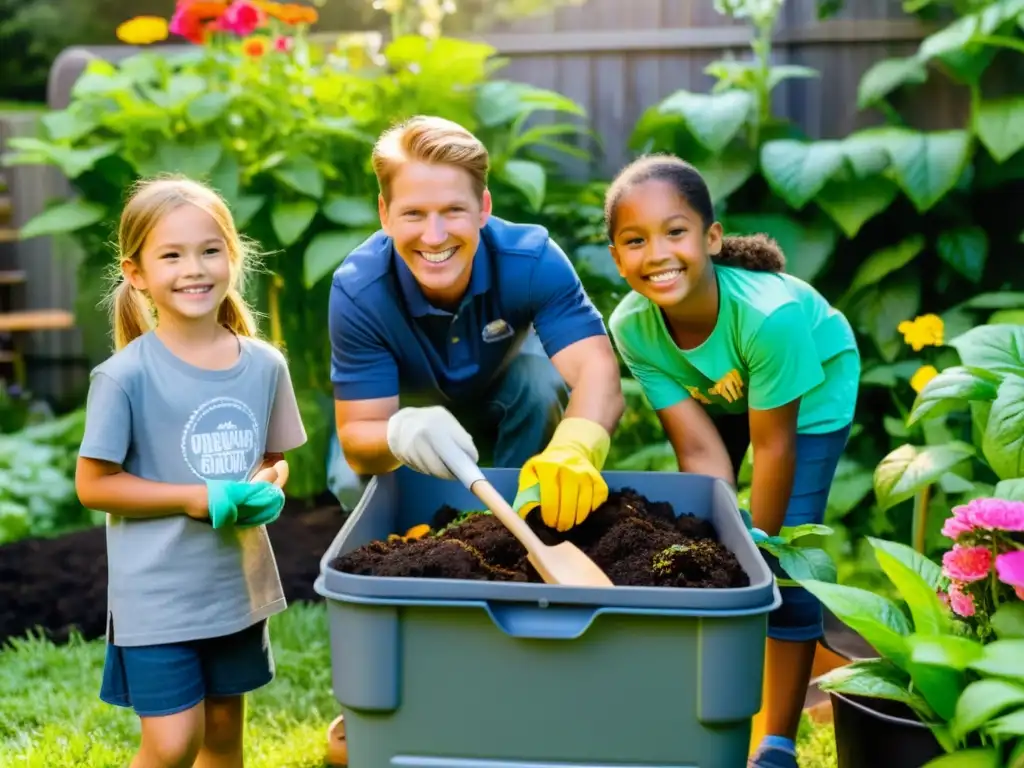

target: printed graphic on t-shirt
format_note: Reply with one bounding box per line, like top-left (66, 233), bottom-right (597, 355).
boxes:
top-left (181, 396), bottom-right (260, 480)
top-left (686, 368), bottom-right (746, 406)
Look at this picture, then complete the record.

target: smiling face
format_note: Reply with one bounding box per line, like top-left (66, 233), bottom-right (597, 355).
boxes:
top-left (123, 203), bottom-right (232, 327)
top-left (608, 178), bottom-right (722, 309)
top-left (379, 160), bottom-right (491, 308)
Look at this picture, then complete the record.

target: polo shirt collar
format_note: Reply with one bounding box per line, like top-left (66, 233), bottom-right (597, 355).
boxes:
top-left (393, 234), bottom-right (492, 317)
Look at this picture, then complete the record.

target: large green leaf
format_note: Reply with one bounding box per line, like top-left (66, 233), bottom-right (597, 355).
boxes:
top-left (776, 547), bottom-right (837, 583)
top-left (982, 375), bottom-right (1024, 480)
top-left (969, 639), bottom-right (1024, 684)
top-left (867, 536), bottom-right (945, 592)
top-left (826, 458), bottom-right (875, 516)
top-left (937, 227), bottom-right (988, 283)
top-left (871, 128), bottom-right (973, 212)
top-left (853, 278), bottom-right (922, 362)
top-left (4, 137), bottom-right (121, 179)
top-left (973, 95), bottom-right (1024, 163)
top-left (951, 679), bottom-right (1024, 740)
top-left (698, 144), bottom-right (757, 204)
top-left (724, 213), bottom-right (836, 282)
top-left (907, 634), bottom-right (985, 722)
top-left (816, 658), bottom-right (930, 716)
top-left (873, 442), bottom-right (976, 512)
top-left (138, 139), bottom-right (223, 179)
top-left (271, 200), bottom-right (319, 247)
top-left (303, 229), bottom-right (376, 289)
top-left (18, 199), bottom-right (107, 240)
top-left (815, 176), bottom-right (899, 239)
top-left (322, 196), bottom-right (379, 227)
top-left (908, 366), bottom-right (1001, 426)
top-left (921, 749), bottom-right (1000, 768)
top-left (272, 153), bottom-right (325, 199)
top-left (652, 89), bottom-right (754, 154)
top-left (760, 139), bottom-right (846, 209)
top-left (186, 92), bottom-right (232, 126)
top-left (799, 579), bottom-right (912, 665)
top-left (949, 324), bottom-right (1024, 377)
top-left (842, 234), bottom-right (925, 302)
top-left (994, 479), bottom-right (1024, 503)
top-left (870, 543), bottom-right (949, 636)
top-left (499, 159), bottom-right (546, 212)
top-left (991, 603), bottom-right (1024, 640)
top-left (857, 56), bottom-right (929, 108)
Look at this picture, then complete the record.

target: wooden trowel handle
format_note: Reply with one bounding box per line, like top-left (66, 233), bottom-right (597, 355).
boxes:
top-left (435, 439), bottom-right (548, 555)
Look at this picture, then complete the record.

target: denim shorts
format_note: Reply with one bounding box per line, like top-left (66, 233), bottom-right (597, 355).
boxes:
top-left (100, 620), bottom-right (274, 717)
top-left (762, 423), bottom-right (852, 642)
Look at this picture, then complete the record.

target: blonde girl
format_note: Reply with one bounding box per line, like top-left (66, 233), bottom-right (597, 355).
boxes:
top-left (75, 176), bottom-right (307, 768)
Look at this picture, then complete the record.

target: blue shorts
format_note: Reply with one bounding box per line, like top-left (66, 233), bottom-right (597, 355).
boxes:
top-left (100, 620), bottom-right (275, 717)
top-left (763, 423), bottom-right (852, 642)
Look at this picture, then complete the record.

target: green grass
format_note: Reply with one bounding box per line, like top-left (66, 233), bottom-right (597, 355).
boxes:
top-left (797, 715), bottom-right (838, 768)
top-left (0, 600), bottom-right (839, 766)
top-left (0, 603), bottom-right (338, 767)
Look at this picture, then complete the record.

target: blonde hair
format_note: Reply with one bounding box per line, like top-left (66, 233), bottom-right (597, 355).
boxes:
top-left (108, 175), bottom-right (260, 351)
top-left (372, 115), bottom-right (490, 203)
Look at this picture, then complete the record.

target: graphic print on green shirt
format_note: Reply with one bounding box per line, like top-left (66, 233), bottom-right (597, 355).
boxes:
top-left (609, 265), bottom-right (860, 435)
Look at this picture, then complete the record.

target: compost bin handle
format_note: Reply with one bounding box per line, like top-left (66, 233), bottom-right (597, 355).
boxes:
top-left (484, 603), bottom-right (601, 639)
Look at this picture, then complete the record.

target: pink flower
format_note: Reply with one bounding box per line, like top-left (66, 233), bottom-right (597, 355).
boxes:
top-left (965, 498), bottom-right (1024, 532)
top-left (221, 0), bottom-right (265, 36)
top-left (942, 545), bottom-right (993, 583)
top-left (274, 35), bottom-right (293, 52)
top-left (948, 581), bottom-right (976, 617)
top-left (996, 550), bottom-right (1024, 589)
top-left (942, 507), bottom-right (975, 540)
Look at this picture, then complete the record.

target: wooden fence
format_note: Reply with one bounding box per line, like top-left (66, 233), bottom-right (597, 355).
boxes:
top-left (1, 0), bottom-right (961, 403)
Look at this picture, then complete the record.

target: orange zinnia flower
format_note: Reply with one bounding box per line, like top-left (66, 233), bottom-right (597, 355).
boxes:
top-left (256, 1), bottom-right (318, 25)
top-left (242, 35), bottom-right (269, 56)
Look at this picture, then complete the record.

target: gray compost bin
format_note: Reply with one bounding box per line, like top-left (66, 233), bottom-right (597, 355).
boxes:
top-left (314, 467), bottom-right (781, 768)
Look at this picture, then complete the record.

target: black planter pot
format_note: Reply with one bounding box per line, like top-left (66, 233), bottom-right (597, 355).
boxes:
top-left (830, 691), bottom-right (945, 768)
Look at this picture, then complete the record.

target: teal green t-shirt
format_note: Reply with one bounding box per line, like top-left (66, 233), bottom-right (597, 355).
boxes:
top-left (609, 265), bottom-right (860, 435)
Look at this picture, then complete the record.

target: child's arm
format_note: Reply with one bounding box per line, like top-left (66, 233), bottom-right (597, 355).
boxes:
top-left (747, 401), bottom-right (799, 536)
top-left (75, 456), bottom-right (208, 520)
top-left (657, 398), bottom-right (735, 486)
top-left (745, 303), bottom-right (824, 535)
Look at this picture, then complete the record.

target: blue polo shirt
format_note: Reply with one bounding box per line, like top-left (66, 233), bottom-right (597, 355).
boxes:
top-left (328, 216), bottom-right (607, 402)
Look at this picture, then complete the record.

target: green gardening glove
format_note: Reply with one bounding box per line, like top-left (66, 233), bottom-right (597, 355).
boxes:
top-left (206, 480), bottom-right (286, 530)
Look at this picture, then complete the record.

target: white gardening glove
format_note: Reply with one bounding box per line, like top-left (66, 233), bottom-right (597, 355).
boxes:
top-left (386, 406), bottom-right (479, 480)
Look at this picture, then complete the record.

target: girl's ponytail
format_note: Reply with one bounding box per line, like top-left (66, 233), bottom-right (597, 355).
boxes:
top-left (112, 280), bottom-right (152, 350)
top-left (218, 287), bottom-right (259, 339)
top-left (712, 233), bottom-right (786, 273)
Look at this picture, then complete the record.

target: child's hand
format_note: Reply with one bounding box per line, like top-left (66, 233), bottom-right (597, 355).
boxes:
top-left (252, 459), bottom-right (289, 489)
top-left (183, 485), bottom-right (210, 520)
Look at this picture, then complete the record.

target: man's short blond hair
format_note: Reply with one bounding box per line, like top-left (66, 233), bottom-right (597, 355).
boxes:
top-left (372, 115), bottom-right (490, 203)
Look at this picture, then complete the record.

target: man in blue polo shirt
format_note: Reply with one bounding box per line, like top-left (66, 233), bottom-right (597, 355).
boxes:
top-left (326, 114), bottom-right (625, 535)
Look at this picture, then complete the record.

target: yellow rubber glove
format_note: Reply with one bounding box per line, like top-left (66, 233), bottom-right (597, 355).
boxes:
top-left (513, 417), bottom-right (611, 532)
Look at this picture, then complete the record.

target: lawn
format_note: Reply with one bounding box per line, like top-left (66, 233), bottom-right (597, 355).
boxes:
top-left (0, 601), bottom-right (838, 766)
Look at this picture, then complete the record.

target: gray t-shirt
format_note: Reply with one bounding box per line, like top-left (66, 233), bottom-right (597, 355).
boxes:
top-left (78, 331), bottom-right (307, 647)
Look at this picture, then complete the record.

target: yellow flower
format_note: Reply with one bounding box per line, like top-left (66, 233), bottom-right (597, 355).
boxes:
top-left (911, 364), bottom-right (939, 393)
top-left (897, 313), bottom-right (944, 351)
top-left (116, 16), bottom-right (170, 45)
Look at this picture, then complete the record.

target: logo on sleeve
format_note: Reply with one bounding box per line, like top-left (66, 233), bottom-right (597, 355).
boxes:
top-left (181, 397), bottom-right (261, 480)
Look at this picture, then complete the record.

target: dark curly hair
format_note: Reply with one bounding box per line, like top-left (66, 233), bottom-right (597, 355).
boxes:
top-left (604, 154), bottom-right (786, 273)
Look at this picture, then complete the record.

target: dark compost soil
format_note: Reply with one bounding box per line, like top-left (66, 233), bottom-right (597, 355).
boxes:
top-left (332, 488), bottom-right (750, 588)
top-left (0, 495), bottom-right (345, 646)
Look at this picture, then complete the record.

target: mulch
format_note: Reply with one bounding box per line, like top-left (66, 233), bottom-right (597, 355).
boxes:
top-left (0, 496), bottom-right (346, 646)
